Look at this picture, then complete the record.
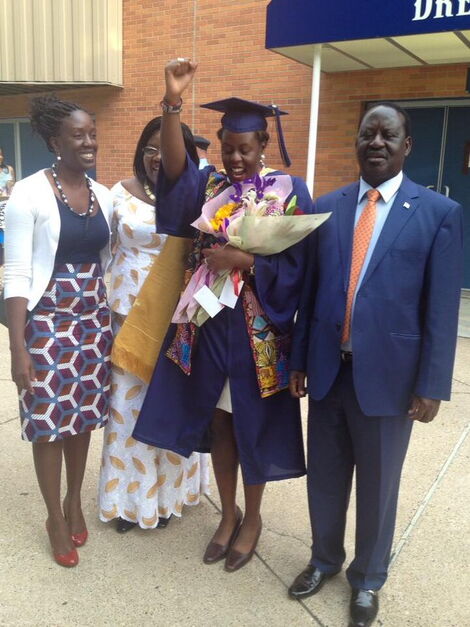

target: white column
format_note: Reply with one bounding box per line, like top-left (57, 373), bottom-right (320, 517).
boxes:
top-left (306, 44), bottom-right (322, 197)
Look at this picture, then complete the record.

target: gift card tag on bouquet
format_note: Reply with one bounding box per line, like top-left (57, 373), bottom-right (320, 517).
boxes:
top-left (219, 274), bottom-right (244, 309)
top-left (194, 285), bottom-right (224, 318)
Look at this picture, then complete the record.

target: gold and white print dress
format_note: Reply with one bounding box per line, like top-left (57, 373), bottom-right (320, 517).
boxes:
top-left (99, 182), bottom-right (210, 528)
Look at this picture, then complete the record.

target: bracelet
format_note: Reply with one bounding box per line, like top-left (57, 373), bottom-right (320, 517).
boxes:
top-left (160, 97), bottom-right (183, 114)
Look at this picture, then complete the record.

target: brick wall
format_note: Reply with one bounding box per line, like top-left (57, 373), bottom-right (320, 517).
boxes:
top-left (316, 63), bottom-right (470, 196)
top-left (110, 0), bottom-right (313, 183)
top-left (1, 0), bottom-right (469, 199)
top-left (0, 0), bottom-right (311, 187)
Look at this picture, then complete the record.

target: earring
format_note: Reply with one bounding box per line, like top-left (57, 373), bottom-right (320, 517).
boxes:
top-left (259, 153), bottom-right (266, 168)
top-left (56, 154), bottom-right (61, 161)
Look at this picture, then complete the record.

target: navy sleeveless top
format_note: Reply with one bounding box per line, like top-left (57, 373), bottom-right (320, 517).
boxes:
top-left (54, 197), bottom-right (109, 266)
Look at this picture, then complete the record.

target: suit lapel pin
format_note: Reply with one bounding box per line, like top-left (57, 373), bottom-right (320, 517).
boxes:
top-left (403, 202), bottom-right (411, 209)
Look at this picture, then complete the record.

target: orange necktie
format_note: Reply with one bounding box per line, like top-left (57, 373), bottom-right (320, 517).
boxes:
top-left (341, 188), bottom-right (380, 344)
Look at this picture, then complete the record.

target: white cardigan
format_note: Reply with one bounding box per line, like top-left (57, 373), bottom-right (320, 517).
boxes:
top-left (3, 169), bottom-right (113, 311)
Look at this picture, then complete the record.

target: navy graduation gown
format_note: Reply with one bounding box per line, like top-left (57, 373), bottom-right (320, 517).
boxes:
top-left (133, 159), bottom-right (313, 485)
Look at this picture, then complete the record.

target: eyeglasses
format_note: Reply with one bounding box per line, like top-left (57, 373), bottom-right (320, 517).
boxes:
top-left (143, 145), bottom-right (161, 157)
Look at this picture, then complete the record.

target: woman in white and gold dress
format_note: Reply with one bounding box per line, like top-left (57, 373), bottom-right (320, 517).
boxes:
top-left (99, 117), bottom-right (209, 532)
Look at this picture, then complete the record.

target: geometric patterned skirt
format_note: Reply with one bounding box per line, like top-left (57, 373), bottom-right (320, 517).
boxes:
top-left (20, 262), bottom-right (113, 443)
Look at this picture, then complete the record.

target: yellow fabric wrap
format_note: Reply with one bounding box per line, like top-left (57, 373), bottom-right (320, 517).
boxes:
top-left (111, 235), bottom-right (191, 384)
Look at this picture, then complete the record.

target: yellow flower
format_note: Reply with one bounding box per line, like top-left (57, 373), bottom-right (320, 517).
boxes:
top-left (210, 202), bottom-right (238, 231)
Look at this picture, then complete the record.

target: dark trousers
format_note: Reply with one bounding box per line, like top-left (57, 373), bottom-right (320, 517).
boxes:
top-left (307, 362), bottom-right (413, 590)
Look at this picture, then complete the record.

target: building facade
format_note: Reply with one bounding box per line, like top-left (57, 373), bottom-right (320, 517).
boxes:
top-left (1, 0), bottom-right (469, 284)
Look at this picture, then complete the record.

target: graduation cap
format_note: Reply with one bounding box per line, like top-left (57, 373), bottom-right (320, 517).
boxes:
top-left (200, 97), bottom-right (291, 167)
top-left (193, 135), bottom-right (211, 150)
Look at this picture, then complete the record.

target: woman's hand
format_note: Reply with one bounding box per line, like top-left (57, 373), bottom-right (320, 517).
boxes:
top-left (10, 346), bottom-right (36, 394)
top-left (164, 58), bottom-right (198, 104)
top-left (201, 245), bottom-right (254, 273)
top-left (289, 371), bottom-right (307, 398)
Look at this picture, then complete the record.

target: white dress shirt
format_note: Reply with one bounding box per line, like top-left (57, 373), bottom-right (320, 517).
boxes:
top-left (342, 170), bottom-right (403, 352)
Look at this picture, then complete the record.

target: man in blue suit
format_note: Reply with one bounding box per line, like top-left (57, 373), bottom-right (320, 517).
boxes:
top-left (288, 103), bottom-right (463, 627)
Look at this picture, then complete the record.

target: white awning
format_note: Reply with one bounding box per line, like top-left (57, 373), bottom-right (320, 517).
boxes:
top-left (271, 31), bottom-right (470, 72)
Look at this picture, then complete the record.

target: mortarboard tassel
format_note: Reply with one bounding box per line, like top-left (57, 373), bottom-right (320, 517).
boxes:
top-left (272, 104), bottom-right (291, 168)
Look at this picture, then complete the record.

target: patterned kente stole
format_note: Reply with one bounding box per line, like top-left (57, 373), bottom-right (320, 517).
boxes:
top-left (165, 171), bottom-right (228, 374)
top-left (240, 282), bottom-right (291, 398)
top-left (166, 169), bottom-right (290, 399)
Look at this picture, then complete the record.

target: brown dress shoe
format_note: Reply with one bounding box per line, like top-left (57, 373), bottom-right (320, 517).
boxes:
top-left (203, 506), bottom-right (243, 564)
top-left (224, 518), bottom-right (262, 572)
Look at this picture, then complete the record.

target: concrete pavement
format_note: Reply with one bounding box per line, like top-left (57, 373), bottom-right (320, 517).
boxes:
top-left (0, 321), bottom-right (469, 626)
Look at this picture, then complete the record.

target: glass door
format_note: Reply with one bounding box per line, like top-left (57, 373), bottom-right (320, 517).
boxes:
top-left (403, 104), bottom-right (470, 289)
top-left (441, 107), bottom-right (470, 289)
top-left (404, 107), bottom-right (444, 190)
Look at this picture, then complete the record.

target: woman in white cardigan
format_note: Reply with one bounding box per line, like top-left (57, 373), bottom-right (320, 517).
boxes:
top-left (4, 95), bottom-right (113, 568)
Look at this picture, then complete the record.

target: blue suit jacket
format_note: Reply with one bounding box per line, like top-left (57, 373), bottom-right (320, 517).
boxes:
top-left (290, 176), bottom-right (464, 416)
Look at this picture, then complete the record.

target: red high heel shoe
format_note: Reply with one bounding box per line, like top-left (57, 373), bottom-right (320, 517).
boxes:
top-left (71, 529), bottom-right (88, 548)
top-left (53, 546), bottom-right (79, 567)
top-left (45, 520), bottom-right (79, 568)
top-left (62, 499), bottom-right (88, 547)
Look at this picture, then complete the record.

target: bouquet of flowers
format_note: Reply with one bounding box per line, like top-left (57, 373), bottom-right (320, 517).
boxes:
top-left (172, 173), bottom-right (330, 326)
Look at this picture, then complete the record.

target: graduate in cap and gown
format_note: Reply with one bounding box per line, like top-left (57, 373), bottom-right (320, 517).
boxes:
top-left (133, 58), bottom-right (314, 572)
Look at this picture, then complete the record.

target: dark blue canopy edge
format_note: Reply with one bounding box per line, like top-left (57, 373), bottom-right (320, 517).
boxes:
top-left (266, 0), bottom-right (470, 49)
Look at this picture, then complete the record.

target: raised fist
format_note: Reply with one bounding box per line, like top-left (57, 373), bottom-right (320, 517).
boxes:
top-left (164, 58), bottom-right (198, 103)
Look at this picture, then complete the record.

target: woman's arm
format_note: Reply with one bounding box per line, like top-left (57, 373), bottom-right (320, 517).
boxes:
top-left (6, 297), bottom-right (35, 393)
top-left (156, 156), bottom-right (212, 238)
top-left (4, 183), bottom-right (36, 392)
top-left (110, 193), bottom-right (120, 255)
top-left (4, 184), bottom-right (35, 299)
top-left (161, 59), bottom-right (198, 182)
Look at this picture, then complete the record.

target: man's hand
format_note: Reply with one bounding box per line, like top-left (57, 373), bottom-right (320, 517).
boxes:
top-left (408, 395), bottom-right (441, 423)
top-left (289, 370), bottom-right (307, 398)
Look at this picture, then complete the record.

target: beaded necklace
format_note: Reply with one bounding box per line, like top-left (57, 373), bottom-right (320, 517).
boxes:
top-left (143, 180), bottom-right (156, 202)
top-left (51, 163), bottom-right (95, 217)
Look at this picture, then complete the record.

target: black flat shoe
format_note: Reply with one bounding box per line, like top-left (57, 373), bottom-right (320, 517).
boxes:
top-left (224, 518), bottom-right (262, 573)
top-left (203, 506), bottom-right (243, 564)
top-left (349, 589), bottom-right (379, 627)
top-left (156, 514), bottom-right (172, 529)
top-left (116, 517), bottom-right (138, 534)
top-left (288, 565), bottom-right (339, 600)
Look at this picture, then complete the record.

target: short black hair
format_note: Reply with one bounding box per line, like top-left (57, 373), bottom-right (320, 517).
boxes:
top-left (133, 116), bottom-right (200, 185)
top-left (29, 94), bottom-right (90, 152)
top-left (362, 102), bottom-right (412, 137)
